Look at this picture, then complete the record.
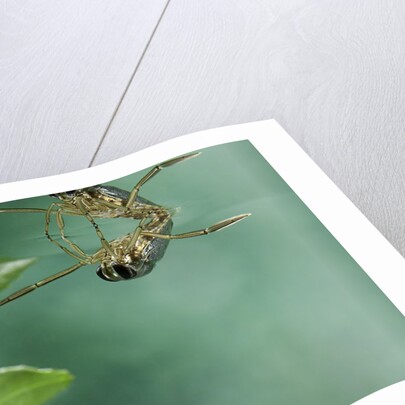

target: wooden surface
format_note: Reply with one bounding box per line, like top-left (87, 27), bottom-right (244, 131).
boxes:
top-left (0, 0), bottom-right (168, 180)
top-left (1, 0), bottom-right (405, 256)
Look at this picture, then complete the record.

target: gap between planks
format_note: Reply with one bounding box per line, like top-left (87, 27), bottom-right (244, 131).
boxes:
top-left (88, 0), bottom-right (172, 167)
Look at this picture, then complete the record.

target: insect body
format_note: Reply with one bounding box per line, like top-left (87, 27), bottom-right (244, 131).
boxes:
top-left (0, 152), bottom-right (250, 306)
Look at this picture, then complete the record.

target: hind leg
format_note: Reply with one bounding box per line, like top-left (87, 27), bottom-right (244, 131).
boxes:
top-left (126, 152), bottom-right (201, 208)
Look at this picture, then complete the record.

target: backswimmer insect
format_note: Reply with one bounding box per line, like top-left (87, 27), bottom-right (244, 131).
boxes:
top-left (0, 152), bottom-right (250, 306)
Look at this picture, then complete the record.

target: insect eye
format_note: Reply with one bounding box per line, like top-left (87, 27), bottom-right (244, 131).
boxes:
top-left (96, 266), bottom-right (110, 281)
top-left (111, 263), bottom-right (137, 280)
top-left (96, 263), bottom-right (138, 282)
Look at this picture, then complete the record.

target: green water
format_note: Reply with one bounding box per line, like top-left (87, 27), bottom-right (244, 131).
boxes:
top-left (0, 141), bottom-right (404, 404)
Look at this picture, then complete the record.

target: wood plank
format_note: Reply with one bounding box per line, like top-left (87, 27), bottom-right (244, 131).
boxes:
top-left (94, 0), bottom-right (405, 254)
top-left (0, 0), bottom-right (168, 183)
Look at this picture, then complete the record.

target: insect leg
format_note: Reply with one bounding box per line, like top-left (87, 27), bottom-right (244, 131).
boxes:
top-left (125, 217), bottom-right (150, 249)
top-left (126, 152), bottom-right (201, 208)
top-left (0, 203), bottom-right (89, 260)
top-left (140, 213), bottom-right (251, 239)
top-left (55, 208), bottom-right (92, 259)
top-left (74, 198), bottom-right (117, 259)
top-left (45, 203), bottom-right (83, 260)
top-left (0, 262), bottom-right (85, 307)
top-left (45, 203), bottom-right (88, 261)
top-left (0, 208), bottom-right (48, 214)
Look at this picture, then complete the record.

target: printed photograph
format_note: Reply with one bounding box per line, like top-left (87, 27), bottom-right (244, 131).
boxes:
top-left (0, 140), bottom-right (404, 404)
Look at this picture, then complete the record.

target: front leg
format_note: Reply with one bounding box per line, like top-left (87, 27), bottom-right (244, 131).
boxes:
top-left (44, 203), bottom-right (90, 261)
top-left (126, 152), bottom-right (201, 208)
top-left (74, 197), bottom-right (117, 260)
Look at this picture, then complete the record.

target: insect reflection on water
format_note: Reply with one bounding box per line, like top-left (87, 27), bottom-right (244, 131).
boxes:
top-left (0, 152), bottom-right (250, 307)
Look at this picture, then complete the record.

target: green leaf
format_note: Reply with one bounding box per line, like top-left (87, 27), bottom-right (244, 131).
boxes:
top-left (0, 365), bottom-right (74, 405)
top-left (0, 258), bottom-right (37, 291)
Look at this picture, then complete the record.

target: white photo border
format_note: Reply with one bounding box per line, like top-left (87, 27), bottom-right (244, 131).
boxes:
top-left (0, 119), bottom-right (404, 404)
